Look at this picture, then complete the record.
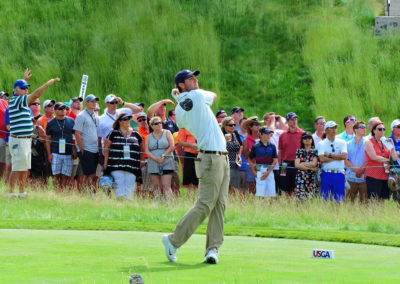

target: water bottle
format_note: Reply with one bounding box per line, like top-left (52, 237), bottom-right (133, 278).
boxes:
top-left (383, 162), bottom-right (390, 174)
top-left (158, 165), bottom-right (163, 176)
top-left (280, 162), bottom-right (287, 176)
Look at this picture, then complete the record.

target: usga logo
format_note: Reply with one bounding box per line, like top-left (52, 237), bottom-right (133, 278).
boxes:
top-left (312, 249), bottom-right (335, 259)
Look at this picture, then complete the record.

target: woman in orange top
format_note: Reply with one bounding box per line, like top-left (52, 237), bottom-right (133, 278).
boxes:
top-left (364, 121), bottom-right (397, 200)
top-left (177, 128), bottom-right (199, 198)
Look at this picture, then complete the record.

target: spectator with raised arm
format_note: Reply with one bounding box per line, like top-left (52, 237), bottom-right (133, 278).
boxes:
top-left (8, 75), bottom-right (60, 198)
top-left (336, 115), bottom-right (356, 142)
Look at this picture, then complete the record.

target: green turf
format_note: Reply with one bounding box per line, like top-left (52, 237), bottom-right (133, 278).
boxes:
top-left (1, 229), bottom-right (399, 283)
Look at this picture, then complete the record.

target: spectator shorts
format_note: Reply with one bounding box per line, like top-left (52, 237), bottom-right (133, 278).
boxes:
top-left (229, 168), bottom-right (240, 188)
top-left (183, 152), bottom-right (199, 187)
top-left (279, 161), bottom-right (297, 192)
top-left (78, 151), bottom-right (99, 176)
top-left (366, 176), bottom-right (389, 200)
top-left (51, 153), bottom-right (73, 176)
top-left (9, 136), bottom-right (32, 171)
top-left (0, 138), bottom-right (6, 163)
top-left (238, 169), bottom-right (248, 191)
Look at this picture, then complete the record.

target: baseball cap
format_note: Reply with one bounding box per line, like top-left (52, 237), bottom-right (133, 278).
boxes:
top-left (216, 110), bottom-right (227, 118)
top-left (54, 102), bottom-right (66, 110)
top-left (137, 112), bottom-right (147, 119)
top-left (85, 94), bottom-right (99, 102)
top-left (64, 102), bottom-right (70, 108)
top-left (391, 119), bottom-right (400, 131)
top-left (70, 97), bottom-right (83, 103)
top-left (105, 94), bottom-right (117, 103)
top-left (174, 69), bottom-right (200, 85)
top-left (14, 79), bottom-right (30, 89)
top-left (260, 127), bottom-right (274, 135)
top-left (0, 91), bottom-right (9, 97)
top-left (231, 106), bottom-right (244, 114)
top-left (43, 99), bottom-right (55, 108)
top-left (135, 102), bottom-right (145, 108)
top-left (324, 121), bottom-right (338, 130)
top-left (120, 109), bottom-right (133, 119)
top-left (286, 112), bottom-right (297, 120)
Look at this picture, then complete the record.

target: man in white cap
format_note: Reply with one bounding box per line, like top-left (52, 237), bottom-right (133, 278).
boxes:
top-left (317, 121), bottom-right (347, 202)
top-left (162, 69), bottom-right (229, 264)
top-left (98, 94), bottom-right (141, 146)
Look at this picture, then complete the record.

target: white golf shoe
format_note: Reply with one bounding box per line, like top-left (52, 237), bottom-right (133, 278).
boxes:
top-left (162, 235), bottom-right (178, 262)
top-left (204, 248), bottom-right (218, 264)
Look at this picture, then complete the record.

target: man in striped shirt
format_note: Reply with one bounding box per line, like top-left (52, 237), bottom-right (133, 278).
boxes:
top-left (8, 76), bottom-right (60, 198)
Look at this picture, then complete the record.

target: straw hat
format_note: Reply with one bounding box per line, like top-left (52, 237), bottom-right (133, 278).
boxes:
top-left (242, 116), bottom-right (260, 131)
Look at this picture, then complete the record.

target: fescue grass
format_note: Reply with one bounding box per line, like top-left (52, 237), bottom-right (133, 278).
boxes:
top-left (1, 229), bottom-right (400, 283)
top-left (1, 181), bottom-right (399, 247)
top-left (4, 0), bottom-right (395, 131)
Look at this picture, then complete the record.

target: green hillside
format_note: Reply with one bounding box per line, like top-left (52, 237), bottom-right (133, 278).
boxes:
top-left (0, 0), bottom-right (397, 130)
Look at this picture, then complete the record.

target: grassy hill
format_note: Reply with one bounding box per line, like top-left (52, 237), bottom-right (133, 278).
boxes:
top-left (0, 0), bottom-right (397, 130)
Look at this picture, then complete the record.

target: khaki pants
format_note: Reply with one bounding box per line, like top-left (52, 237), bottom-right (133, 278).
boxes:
top-left (169, 152), bottom-right (230, 253)
top-left (346, 181), bottom-right (367, 202)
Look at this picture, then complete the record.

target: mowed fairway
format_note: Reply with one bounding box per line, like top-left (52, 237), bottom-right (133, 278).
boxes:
top-left (0, 230), bottom-right (399, 283)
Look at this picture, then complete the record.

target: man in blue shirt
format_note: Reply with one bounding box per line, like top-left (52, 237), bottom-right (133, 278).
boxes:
top-left (336, 115), bottom-right (357, 142)
top-left (344, 121), bottom-right (367, 202)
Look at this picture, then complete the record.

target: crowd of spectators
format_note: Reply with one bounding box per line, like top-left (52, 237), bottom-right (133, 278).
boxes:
top-left (1, 69), bottom-right (399, 203)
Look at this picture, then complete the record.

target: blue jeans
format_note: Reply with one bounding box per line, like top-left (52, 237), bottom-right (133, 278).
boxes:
top-left (321, 172), bottom-right (345, 202)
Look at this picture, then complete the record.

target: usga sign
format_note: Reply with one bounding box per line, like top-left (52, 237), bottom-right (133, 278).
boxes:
top-left (312, 249), bottom-right (334, 259)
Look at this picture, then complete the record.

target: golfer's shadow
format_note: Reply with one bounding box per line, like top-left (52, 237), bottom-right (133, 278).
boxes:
top-left (122, 262), bottom-right (209, 274)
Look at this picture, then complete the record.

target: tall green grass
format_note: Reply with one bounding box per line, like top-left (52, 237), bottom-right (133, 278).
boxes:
top-left (1, 182), bottom-right (400, 239)
top-left (303, 0), bottom-right (400, 128)
top-left (0, 0), bottom-right (398, 130)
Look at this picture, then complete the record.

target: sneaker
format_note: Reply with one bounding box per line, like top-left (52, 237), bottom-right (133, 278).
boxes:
top-left (162, 234), bottom-right (178, 262)
top-left (18, 192), bottom-right (27, 198)
top-left (7, 193), bottom-right (17, 198)
top-left (204, 248), bottom-right (218, 264)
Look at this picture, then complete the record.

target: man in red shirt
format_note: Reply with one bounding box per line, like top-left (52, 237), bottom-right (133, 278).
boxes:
top-left (278, 112), bottom-right (304, 196)
top-left (0, 92), bottom-right (8, 177)
top-left (67, 97), bottom-right (83, 120)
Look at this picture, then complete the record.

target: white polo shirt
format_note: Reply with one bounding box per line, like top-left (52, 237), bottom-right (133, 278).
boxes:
top-left (175, 89), bottom-right (226, 151)
top-left (317, 137), bottom-right (347, 171)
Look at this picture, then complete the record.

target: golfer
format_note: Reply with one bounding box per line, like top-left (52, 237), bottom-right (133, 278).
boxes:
top-left (162, 69), bottom-right (229, 264)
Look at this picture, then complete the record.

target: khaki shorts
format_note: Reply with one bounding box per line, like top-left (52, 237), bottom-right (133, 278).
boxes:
top-left (0, 138), bottom-right (5, 163)
top-left (9, 136), bottom-right (32, 171)
top-left (5, 144), bottom-right (11, 164)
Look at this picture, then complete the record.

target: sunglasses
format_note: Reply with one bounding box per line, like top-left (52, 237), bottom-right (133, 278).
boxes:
top-left (56, 107), bottom-right (66, 111)
top-left (346, 118), bottom-right (357, 123)
top-left (152, 121), bottom-right (162, 126)
top-left (330, 144), bottom-right (335, 152)
top-left (137, 118), bottom-right (147, 122)
top-left (218, 115), bottom-right (227, 119)
top-left (107, 101), bottom-right (118, 105)
top-left (20, 87), bottom-right (29, 90)
top-left (227, 123), bottom-right (236, 127)
top-left (252, 123), bottom-right (260, 127)
top-left (119, 117), bottom-right (131, 121)
top-left (318, 121), bottom-right (325, 125)
top-left (376, 127), bottom-right (386, 131)
top-left (46, 104), bottom-right (54, 108)
top-left (233, 110), bottom-right (242, 114)
top-left (356, 126), bottom-right (366, 129)
top-left (29, 102), bottom-right (40, 106)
